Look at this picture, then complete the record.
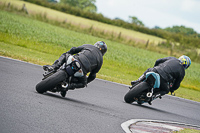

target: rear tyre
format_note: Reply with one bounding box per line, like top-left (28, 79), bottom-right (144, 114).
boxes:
top-left (124, 82), bottom-right (149, 103)
top-left (36, 70), bottom-right (67, 94)
top-left (137, 101), bottom-right (144, 105)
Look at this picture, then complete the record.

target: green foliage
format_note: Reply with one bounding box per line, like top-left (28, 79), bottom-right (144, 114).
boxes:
top-left (158, 40), bottom-right (172, 48)
top-left (129, 16), bottom-right (144, 26)
top-left (60, 0), bottom-right (96, 12)
top-left (165, 25), bottom-right (199, 36)
top-left (174, 128), bottom-right (200, 133)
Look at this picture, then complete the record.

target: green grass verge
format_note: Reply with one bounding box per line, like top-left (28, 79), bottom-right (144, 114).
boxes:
top-left (174, 128), bottom-right (200, 133)
top-left (0, 10), bottom-right (200, 103)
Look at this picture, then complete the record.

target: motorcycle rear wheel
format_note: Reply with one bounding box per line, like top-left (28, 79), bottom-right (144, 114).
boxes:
top-left (124, 82), bottom-right (149, 103)
top-left (36, 70), bottom-right (67, 94)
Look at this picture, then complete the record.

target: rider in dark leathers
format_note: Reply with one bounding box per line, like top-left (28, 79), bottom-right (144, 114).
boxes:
top-left (43, 41), bottom-right (107, 97)
top-left (131, 55), bottom-right (191, 97)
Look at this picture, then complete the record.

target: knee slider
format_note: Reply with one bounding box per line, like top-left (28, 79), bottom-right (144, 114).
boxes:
top-left (145, 72), bottom-right (160, 88)
top-left (146, 75), bottom-right (156, 87)
top-left (66, 60), bottom-right (81, 76)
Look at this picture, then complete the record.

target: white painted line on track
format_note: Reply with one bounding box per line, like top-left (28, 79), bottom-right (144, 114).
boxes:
top-left (0, 56), bottom-right (41, 67)
top-left (141, 122), bottom-right (183, 130)
top-left (166, 94), bottom-right (200, 104)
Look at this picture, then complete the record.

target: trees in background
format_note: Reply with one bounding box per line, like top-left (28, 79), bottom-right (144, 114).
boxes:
top-left (164, 25), bottom-right (199, 37)
top-left (60, 0), bottom-right (97, 12)
top-left (129, 16), bottom-right (144, 26)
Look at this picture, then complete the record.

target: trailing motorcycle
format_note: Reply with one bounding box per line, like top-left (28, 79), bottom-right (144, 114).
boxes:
top-left (36, 59), bottom-right (81, 97)
top-left (124, 72), bottom-right (164, 105)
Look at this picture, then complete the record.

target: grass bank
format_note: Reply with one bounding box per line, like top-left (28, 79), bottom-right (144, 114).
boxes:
top-left (0, 10), bottom-right (200, 102)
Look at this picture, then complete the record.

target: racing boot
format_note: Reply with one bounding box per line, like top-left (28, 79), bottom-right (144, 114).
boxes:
top-left (131, 74), bottom-right (145, 86)
top-left (43, 53), bottom-right (67, 72)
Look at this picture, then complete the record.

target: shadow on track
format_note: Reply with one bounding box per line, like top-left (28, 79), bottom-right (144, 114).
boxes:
top-left (126, 102), bottom-right (196, 121)
top-left (130, 103), bottom-right (170, 113)
top-left (34, 91), bottom-right (111, 112)
top-left (123, 101), bottom-right (177, 116)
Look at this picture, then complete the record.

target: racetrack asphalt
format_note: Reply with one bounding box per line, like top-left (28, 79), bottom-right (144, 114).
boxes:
top-left (0, 56), bottom-right (200, 133)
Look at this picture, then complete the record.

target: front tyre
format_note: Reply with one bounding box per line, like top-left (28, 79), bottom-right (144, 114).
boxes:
top-left (36, 70), bottom-right (67, 94)
top-left (124, 82), bottom-right (149, 103)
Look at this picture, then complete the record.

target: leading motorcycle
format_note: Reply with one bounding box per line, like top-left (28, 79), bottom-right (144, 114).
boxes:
top-left (124, 72), bottom-right (165, 105)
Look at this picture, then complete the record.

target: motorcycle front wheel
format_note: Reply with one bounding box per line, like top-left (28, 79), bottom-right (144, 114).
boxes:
top-left (124, 82), bottom-right (149, 103)
top-left (36, 70), bottom-right (67, 94)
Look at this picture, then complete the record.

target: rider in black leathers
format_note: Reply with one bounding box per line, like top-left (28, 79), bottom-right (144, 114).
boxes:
top-left (131, 56), bottom-right (191, 97)
top-left (43, 41), bottom-right (107, 97)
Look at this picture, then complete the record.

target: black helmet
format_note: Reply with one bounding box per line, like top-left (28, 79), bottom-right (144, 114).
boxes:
top-left (94, 41), bottom-right (107, 56)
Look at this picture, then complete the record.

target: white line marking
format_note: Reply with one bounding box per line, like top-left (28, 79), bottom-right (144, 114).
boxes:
top-left (121, 119), bottom-right (200, 133)
top-left (141, 122), bottom-right (183, 131)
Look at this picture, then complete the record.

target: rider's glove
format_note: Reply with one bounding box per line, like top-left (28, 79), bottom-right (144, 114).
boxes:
top-left (43, 65), bottom-right (55, 72)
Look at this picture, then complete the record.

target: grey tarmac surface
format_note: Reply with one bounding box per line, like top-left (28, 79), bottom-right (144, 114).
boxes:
top-left (0, 56), bottom-right (200, 133)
